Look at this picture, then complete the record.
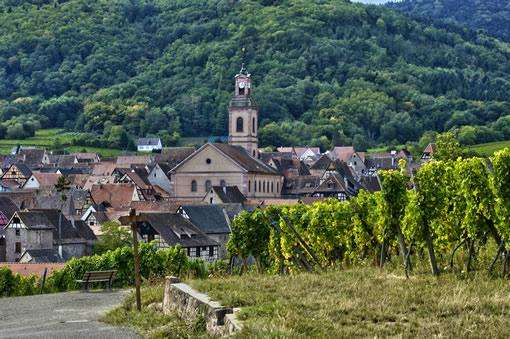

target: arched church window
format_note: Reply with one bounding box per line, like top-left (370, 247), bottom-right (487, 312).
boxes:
top-left (252, 117), bottom-right (256, 133)
top-left (191, 180), bottom-right (197, 192)
top-left (236, 117), bottom-right (244, 132)
top-left (248, 180), bottom-right (251, 192)
top-left (205, 180), bottom-right (212, 192)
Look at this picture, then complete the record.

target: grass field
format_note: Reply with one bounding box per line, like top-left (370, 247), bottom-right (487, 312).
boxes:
top-left (102, 282), bottom-right (207, 338)
top-left (0, 129), bottom-right (123, 157)
top-left (190, 266), bottom-right (510, 337)
top-left (467, 140), bottom-right (510, 156)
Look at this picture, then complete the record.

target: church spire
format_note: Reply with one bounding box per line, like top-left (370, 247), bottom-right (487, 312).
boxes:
top-left (228, 64), bottom-right (259, 158)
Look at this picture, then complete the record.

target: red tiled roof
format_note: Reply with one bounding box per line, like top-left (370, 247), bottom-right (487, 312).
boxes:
top-left (90, 183), bottom-right (135, 210)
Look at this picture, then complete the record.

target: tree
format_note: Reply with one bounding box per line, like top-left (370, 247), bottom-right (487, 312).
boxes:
top-left (454, 157), bottom-right (497, 272)
top-left (490, 148), bottom-right (510, 274)
top-left (405, 160), bottom-right (449, 275)
top-left (434, 131), bottom-right (463, 161)
top-left (378, 168), bottom-right (411, 274)
top-left (93, 221), bottom-right (132, 255)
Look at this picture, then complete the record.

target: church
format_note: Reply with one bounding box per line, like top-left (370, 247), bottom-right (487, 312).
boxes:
top-left (169, 66), bottom-right (283, 200)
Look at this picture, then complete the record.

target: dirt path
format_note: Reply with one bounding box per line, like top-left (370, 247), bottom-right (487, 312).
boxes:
top-left (0, 290), bottom-right (139, 338)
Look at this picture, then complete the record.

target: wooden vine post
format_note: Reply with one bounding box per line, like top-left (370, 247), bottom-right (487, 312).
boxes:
top-left (119, 208), bottom-right (143, 311)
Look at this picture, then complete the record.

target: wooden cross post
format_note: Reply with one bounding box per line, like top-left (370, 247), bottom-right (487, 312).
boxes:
top-left (119, 208), bottom-right (144, 311)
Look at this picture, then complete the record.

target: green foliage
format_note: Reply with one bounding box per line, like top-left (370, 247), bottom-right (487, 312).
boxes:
top-left (435, 131), bottom-right (463, 160)
top-left (228, 155), bottom-right (509, 276)
top-left (0, 267), bottom-right (16, 297)
top-left (92, 221), bottom-right (132, 255)
top-left (390, 0), bottom-right (510, 42)
top-left (0, 267), bottom-right (38, 297)
top-left (491, 148), bottom-right (510, 242)
top-left (0, 0), bottom-right (510, 147)
top-left (46, 243), bottom-right (194, 292)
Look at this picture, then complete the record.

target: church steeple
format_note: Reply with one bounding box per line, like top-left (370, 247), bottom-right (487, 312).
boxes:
top-left (228, 64), bottom-right (259, 158)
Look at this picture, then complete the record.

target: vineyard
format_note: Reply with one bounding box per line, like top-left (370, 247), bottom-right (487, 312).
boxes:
top-left (228, 146), bottom-right (510, 278)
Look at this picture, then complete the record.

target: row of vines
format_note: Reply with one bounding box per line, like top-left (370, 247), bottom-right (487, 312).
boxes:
top-left (0, 242), bottom-right (213, 298)
top-left (227, 148), bottom-right (510, 277)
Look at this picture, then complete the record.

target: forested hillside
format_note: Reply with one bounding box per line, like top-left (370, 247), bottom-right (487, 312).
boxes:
top-left (389, 0), bottom-right (510, 42)
top-left (1, 0), bottom-right (510, 150)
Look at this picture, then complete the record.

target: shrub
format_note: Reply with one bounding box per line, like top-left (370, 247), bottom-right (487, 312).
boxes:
top-left (0, 267), bottom-right (39, 297)
top-left (0, 267), bottom-right (16, 297)
top-left (45, 243), bottom-right (194, 292)
top-left (207, 260), bottom-right (229, 277)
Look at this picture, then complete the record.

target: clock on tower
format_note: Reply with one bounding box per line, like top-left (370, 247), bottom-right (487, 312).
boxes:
top-left (228, 64), bottom-right (259, 158)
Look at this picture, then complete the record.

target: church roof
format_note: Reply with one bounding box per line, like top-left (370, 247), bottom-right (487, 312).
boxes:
top-left (212, 143), bottom-right (279, 175)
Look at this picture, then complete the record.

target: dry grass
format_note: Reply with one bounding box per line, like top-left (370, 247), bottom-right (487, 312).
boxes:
top-left (102, 282), bottom-right (208, 338)
top-left (190, 266), bottom-right (510, 337)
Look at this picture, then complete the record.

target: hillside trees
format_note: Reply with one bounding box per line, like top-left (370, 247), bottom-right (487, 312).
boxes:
top-left (0, 0), bottom-right (510, 147)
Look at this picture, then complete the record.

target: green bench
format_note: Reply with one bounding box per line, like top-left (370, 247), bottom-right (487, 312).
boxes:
top-left (76, 270), bottom-right (117, 291)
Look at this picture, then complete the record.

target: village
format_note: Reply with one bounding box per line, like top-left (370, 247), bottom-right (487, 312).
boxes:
top-left (0, 66), bottom-right (435, 267)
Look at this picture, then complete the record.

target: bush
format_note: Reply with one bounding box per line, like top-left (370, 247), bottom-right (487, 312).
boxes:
top-left (1, 243), bottom-right (203, 297)
top-left (0, 267), bottom-right (16, 297)
top-left (45, 243), bottom-right (194, 293)
top-left (0, 267), bottom-right (39, 297)
top-left (186, 259), bottom-right (208, 279)
top-left (207, 260), bottom-right (229, 277)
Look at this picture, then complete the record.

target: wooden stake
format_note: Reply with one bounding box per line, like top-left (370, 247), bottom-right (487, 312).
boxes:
top-left (120, 209), bottom-right (143, 311)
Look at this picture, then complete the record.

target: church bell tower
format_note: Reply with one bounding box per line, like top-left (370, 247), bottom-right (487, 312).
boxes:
top-left (228, 64), bottom-right (259, 158)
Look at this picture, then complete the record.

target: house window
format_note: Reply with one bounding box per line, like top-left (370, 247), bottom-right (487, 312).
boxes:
top-left (271, 182), bottom-right (274, 193)
top-left (252, 117), bottom-right (256, 133)
top-left (205, 180), bottom-right (212, 192)
top-left (206, 158), bottom-right (212, 164)
top-left (191, 180), bottom-right (197, 192)
top-left (258, 181), bottom-right (261, 192)
top-left (236, 117), bottom-right (244, 132)
top-left (248, 180), bottom-right (251, 192)
top-left (263, 181), bottom-right (266, 193)
top-left (277, 182), bottom-right (279, 192)
top-left (196, 247), bottom-right (201, 257)
top-left (15, 229), bottom-right (20, 236)
top-left (220, 180), bottom-right (226, 187)
top-left (89, 221), bottom-right (95, 226)
top-left (209, 246), bottom-right (214, 257)
top-left (15, 242), bottom-right (21, 254)
top-left (254, 180), bottom-right (257, 192)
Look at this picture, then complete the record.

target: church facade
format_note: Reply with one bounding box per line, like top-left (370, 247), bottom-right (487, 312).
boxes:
top-left (169, 66), bottom-right (283, 200)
